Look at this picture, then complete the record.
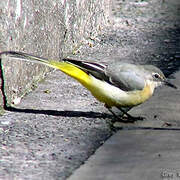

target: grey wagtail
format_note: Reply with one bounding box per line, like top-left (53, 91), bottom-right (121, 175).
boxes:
top-left (0, 51), bottom-right (177, 121)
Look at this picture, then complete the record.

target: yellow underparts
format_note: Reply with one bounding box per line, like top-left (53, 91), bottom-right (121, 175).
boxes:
top-left (48, 60), bottom-right (92, 87)
top-left (48, 60), bottom-right (154, 108)
top-left (125, 83), bottom-right (154, 107)
top-left (87, 76), bottom-right (154, 108)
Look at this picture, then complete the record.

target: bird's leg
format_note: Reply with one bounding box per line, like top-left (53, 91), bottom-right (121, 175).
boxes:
top-left (105, 105), bottom-right (136, 123)
top-left (117, 107), bottom-right (144, 121)
top-left (107, 108), bottom-right (120, 121)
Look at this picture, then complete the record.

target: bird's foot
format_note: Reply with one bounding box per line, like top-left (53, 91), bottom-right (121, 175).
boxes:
top-left (106, 106), bottom-right (145, 123)
top-left (121, 115), bottom-right (145, 122)
top-left (112, 116), bottom-right (144, 123)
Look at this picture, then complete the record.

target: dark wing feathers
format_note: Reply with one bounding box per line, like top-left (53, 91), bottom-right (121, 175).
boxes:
top-left (63, 58), bottom-right (145, 91)
top-left (62, 58), bottom-right (109, 81)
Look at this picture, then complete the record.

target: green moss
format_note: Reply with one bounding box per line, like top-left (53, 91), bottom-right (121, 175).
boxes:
top-left (0, 106), bottom-right (5, 116)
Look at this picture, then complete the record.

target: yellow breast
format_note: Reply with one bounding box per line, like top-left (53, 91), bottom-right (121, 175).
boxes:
top-left (86, 77), bottom-right (155, 108)
top-left (124, 83), bottom-right (154, 107)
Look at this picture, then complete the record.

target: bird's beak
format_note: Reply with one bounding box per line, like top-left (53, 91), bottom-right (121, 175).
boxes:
top-left (164, 80), bottom-right (177, 89)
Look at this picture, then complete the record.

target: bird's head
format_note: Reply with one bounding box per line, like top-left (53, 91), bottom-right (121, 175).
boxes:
top-left (143, 65), bottom-right (177, 89)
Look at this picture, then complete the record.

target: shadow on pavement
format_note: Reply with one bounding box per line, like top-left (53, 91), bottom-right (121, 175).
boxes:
top-left (4, 106), bottom-right (109, 119)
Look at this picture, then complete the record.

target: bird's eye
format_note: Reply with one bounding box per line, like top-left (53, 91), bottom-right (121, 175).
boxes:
top-left (153, 73), bottom-right (160, 79)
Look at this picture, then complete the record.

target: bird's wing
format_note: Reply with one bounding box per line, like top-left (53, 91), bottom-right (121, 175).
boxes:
top-left (105, 62), bottom-right (145, 91)
top-left (63, 59), bottom-right (145, 91)
top-left (62, 58), bottom-right (109, 81)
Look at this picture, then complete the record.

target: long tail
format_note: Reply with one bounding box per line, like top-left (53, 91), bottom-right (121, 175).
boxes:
top-left (0, 51), bottom-right (91, 85)
top-left (0, 51), bottom-right (62, 69)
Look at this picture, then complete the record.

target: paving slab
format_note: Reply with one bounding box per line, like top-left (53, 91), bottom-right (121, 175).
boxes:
top-left (68, 129), bottom-right (180, 180)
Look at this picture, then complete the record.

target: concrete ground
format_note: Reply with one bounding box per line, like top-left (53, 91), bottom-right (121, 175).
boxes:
top-left (0, 0), bottom-right (180, 179)
top-left (68, 130), bottom-right (180, 180)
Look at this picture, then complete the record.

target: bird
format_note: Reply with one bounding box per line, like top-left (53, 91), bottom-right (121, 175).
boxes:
top-left (0, 51), bottom-right (177, 122)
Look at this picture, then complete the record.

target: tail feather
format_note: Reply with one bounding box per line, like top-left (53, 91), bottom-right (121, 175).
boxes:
top-left (0, 51), bottom-right (106, 72)
top-left (0, 51), bottom-right (91, 85)
top-left (0, 51), bottom-right (108, 81)
top-left (0, 51), bottom-right (58, 69)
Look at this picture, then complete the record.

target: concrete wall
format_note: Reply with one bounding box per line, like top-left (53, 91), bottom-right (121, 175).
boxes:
top-left (0, 0), bottom-right (111, 108)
